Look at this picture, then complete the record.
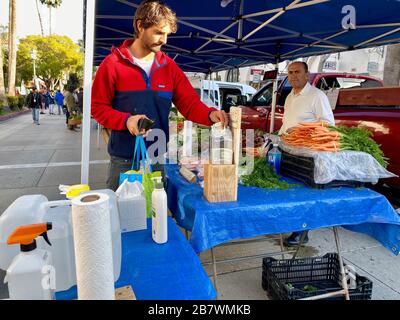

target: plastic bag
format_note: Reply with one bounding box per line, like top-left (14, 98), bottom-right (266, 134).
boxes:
top-left (119, 136), bottom-right (161, 217)
top-left (115, 180), bottom-right (147, 232)
top-left (116, 180), bottom-right (144, 199)
top-left (280, 142), bottom-right (397, 184)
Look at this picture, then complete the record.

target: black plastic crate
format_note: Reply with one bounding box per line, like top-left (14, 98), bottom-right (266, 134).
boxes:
top-left (262, 253), bottom-right (372, 300)
top-left (280, 150), bottom-right (365, 189)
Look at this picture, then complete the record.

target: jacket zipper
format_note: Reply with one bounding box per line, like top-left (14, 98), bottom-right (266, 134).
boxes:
top-left (116, 48), bottom-right (167, 90)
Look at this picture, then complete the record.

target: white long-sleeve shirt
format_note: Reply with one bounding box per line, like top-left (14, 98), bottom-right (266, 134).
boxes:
top-left (278, 82), bottom-right (335, 135)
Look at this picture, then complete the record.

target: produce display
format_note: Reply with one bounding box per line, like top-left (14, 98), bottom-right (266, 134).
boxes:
top-left (281, 121), bottom-right (387, 167)
top-left (241, 157), bottom-right (292, 190)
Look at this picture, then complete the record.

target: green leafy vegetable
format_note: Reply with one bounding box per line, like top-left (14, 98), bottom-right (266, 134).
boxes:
top-left (241, 157), bottom-right (292, 189)
top-left (302, 285), bottom-right (318, 293)
top-left (328, 125), bottom-right (388, 167)
top-left (286, 283), bottom-right (294, 290)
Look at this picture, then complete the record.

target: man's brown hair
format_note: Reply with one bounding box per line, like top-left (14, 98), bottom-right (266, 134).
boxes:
top-left (133, 0), bottom-right (178, 37)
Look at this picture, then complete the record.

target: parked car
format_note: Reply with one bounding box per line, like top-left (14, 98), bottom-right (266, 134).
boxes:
top-left (239, 72), bottom-right (400, 189)
top-left (192, 80), bottom-right (257, 112)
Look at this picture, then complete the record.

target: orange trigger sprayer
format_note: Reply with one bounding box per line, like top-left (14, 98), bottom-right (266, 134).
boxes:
top-left (7, 223), bottom-right (52, 252)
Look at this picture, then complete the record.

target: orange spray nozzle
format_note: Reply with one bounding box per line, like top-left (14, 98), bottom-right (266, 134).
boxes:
top-left (7, 223), bottom-right (52, 246)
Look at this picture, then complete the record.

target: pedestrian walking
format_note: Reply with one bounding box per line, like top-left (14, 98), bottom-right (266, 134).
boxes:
top-left (43, 89), bottom-right (51, 114)
top-left (48, 90), bottom-right (56, 114)
top-left (39, 88), bottom-right (46, 114)
top-left (54, 89), bottom-right (64, 115)
top-left (76, 87), bottom-right (83, 114)
top-left (26, 87), bottom-right (41, 125)
top-left (64, 86), bottom-right (77, 130)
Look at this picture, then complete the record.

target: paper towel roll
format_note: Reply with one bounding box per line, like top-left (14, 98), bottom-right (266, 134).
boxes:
top-left (71, 192), bottom-right (115, 300)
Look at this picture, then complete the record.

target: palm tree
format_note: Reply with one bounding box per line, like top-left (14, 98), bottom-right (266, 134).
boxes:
top-left (7, 0), bottom-right (17, 96)
top-left (35, 0), bottom-right (45, 37)
top-left (0, 25), bottom-right (7, 95)
top-left (39, 0), bottom-right (63, 35)
top-left (383, 44), bottom-right (400, 86)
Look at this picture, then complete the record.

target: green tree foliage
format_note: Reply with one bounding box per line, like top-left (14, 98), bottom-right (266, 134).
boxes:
top-left (16, 35), bottom-right (83, 89)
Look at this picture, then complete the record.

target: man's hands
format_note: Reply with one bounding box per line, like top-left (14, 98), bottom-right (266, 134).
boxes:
top-left (209, 110), bottom-right (229, 127)
top-left (127, 110), bottom-right (229, 136)
top-left (126, 114), bottom-right (149, 136)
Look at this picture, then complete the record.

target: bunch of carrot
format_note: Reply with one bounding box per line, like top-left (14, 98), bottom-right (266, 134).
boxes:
top-left (281, 121), bottom-right (341, 152)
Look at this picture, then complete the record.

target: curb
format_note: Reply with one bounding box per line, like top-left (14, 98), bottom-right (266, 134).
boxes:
top-left (0, 109), bottom-right (30, 122)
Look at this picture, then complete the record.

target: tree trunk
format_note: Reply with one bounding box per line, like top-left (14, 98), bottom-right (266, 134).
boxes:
top-left (0, 45), bottom-right (5, 95)
top-left (35, 0), bottom-right (44, 37)
top-left (49, 6), bottom-right (52, 35)
top-left (7, 0), bottom-right (17, 97)
top-left (383, 44), bottom-right (400, 86)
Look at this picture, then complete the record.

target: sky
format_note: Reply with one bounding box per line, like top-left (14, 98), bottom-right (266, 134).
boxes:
top-left (0, 0), bottom-right (83, 43)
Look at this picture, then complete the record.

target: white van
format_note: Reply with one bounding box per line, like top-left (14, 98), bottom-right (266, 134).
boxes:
top-left (191, 80), bottom-right (257, 112)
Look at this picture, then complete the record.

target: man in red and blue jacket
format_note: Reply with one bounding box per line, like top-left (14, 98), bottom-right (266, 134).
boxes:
top-left (91, 0), bottom-right (228, 190)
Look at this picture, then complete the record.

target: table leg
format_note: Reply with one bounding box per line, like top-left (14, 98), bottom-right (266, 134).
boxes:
top-left (279, 234), bottom-right (285, 260)
top-left (333, 227), bottom-right (350, 300)
top-left (210, 247), bottom-right (219, 297)
top-left (97, 123), bottom-right (101, 149)
top-left (290, 231), bottom-right (307, 261)
top-left (299, 228), bottom-right (350, 301)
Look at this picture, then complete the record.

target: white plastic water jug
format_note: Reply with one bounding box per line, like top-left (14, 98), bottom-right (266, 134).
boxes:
top-left (0, 190), bottom-right (122, 292)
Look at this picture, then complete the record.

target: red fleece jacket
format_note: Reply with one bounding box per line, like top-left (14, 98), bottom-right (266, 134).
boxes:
top-left (91, 39), bottom-right (216, 131)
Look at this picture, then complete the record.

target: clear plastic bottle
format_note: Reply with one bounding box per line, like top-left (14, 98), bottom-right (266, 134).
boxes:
top-left (210, 123), bottom-right (233, 165)
top-left (267, 144), bottom-right (282, 175)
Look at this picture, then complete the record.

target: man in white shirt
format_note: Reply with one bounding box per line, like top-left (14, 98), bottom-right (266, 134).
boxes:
top-left (280, 61), bottom-right (335, 246)
top-left (279, 62), bottom-right (334, 135)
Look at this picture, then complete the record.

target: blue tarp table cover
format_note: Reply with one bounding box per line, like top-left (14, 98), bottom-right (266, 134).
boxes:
top-left (55, 218), bottom-right (216, 300)
top-left (165, 165), bottom-right (400, 255)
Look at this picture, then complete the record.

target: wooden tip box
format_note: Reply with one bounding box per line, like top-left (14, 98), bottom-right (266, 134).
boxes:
top-left (203, 164), bottom-right (237, 202)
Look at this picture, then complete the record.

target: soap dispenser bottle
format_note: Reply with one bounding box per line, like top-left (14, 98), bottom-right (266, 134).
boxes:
top-left (151, 177), bottom-right (168, 244)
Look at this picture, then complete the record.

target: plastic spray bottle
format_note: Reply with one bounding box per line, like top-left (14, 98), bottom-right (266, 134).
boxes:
top-left (5, 223), bottom-right (54, 300)
top-left (151, 177), bottom-right (168, 244)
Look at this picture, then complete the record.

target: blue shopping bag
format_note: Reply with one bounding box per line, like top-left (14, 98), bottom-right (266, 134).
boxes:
top-left (119, 136), bottom-right (161, 217)
top-left (119, 136), bottom-right (149, 185)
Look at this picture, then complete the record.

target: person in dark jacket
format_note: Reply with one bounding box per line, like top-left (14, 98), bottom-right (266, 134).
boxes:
top-left (76, 87), bottom-right (83, 114)
top-left (43, 89), bottom-right (51, 113)
top-left (27, 87), bottom-right (41, 125)
top-left (64, 86), bottom-right (76, 130)
top-left (91, 0), bottom-right (228, 191)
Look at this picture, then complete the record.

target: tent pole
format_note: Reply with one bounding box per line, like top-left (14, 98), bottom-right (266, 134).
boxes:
top-left (269, 60), bottom-right (279, 133)
top-left (80, 0), bottom-right (96, 184)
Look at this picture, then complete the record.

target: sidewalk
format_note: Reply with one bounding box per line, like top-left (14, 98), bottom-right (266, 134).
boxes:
top-left (0, 113), bottom-right (399, 300)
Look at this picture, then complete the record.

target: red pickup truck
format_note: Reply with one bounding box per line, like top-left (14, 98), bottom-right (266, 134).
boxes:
top-left (240, 73), bottom-right (400, 189)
